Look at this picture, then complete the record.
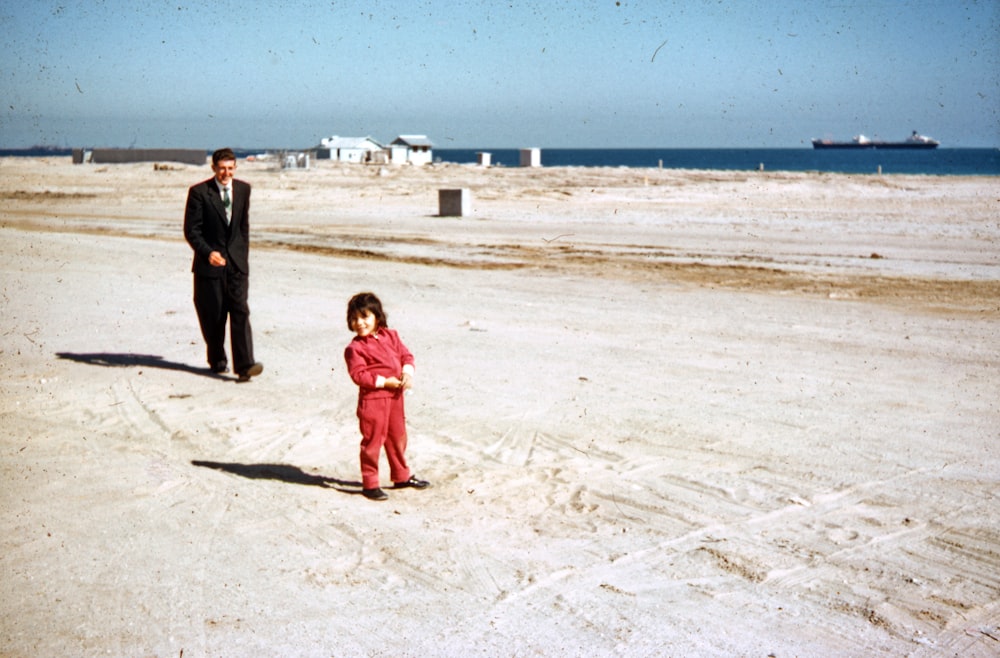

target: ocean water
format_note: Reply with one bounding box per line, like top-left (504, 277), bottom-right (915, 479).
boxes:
top-left (3, 146), bottom-right (997, 176)
top-left (434, 148), bottom-right (1000, 176)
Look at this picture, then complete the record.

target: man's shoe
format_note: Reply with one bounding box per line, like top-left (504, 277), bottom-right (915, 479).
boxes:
top-left (237, 362), bottom-right (264, 383)
top-left (394, 476), bottom-right (430, 490)
top-left (362, 488), bottom-right (389, 501)
top-left (211, 362), bottom-right (228, 374)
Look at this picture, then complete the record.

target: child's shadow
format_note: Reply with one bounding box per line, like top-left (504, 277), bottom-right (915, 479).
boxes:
top-left (191, 460), bottom-right (363, 494)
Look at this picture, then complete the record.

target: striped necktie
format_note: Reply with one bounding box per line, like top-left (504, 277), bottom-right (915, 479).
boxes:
top-left (222, 186), bottom-right (232, 223)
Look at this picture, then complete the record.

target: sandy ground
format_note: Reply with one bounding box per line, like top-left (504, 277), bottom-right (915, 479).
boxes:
top-left (1, 156), bottom-right (998, 657)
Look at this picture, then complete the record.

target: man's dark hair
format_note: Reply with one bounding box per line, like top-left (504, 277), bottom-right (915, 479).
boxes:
top-left (212, 147), bottom-right (237, 165)
top-left (346, 292), bottom-right (388, 331)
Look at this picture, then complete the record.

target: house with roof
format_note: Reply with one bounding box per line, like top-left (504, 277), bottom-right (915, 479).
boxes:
top-left (389, 135), bottom-right (434, 165)
top-left (316, 136), bottom-right (386, 163)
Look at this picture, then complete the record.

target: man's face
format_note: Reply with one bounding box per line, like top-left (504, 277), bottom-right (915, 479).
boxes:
top-left (212, 159), bottom-right (236, 186)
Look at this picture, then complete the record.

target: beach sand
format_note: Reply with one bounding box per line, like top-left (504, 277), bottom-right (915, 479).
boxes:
top-left (1, 157), bottom-right (998, 656)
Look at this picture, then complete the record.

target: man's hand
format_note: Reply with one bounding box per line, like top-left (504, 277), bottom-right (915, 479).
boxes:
top-left (208, 251), bottom-right (227, 267)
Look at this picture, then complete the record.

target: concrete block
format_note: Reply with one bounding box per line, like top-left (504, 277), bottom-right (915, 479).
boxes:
top-left (438, 188), bottom-right (471, 217)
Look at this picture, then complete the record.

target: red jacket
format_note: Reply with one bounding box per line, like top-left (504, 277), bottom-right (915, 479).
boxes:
top-left (344, 328), bottom-right (415, 400)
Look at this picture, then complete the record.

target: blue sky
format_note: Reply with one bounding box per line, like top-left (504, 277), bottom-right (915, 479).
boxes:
top-left (2, 0), bottom-right (998, 148)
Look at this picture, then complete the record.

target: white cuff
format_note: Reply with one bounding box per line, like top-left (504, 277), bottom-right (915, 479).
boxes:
top-left (375, 375), bottom-right (386, 388)
top-left (402, 364), bottom-right (415, 376)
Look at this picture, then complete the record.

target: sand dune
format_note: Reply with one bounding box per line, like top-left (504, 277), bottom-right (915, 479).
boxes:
top-left (1, 157), bottom-right (998, 656)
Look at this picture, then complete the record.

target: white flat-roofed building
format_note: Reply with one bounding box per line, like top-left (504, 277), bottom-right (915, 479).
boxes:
top-left (389, 135), bottom-right (434, 165)
top-left (317, 136), bottom-right (386, 163)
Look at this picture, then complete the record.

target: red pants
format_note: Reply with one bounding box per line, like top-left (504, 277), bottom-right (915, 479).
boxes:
top-left (356, 394), bottom-right (410, 489)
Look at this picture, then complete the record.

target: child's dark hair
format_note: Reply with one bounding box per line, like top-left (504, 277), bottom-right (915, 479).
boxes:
top-left (346, 292), bottom-right (388, 331)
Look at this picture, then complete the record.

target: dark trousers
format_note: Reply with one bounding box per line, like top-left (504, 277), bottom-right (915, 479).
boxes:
top-left (193, 269), bottom-right (254, 372)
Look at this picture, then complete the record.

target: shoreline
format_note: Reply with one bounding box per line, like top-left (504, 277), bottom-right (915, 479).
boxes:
top-left (2, 150), bottom-right (999, 176)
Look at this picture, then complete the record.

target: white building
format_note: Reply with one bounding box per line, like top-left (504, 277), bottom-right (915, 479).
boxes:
top-left (519, 148), bottom-right (541, 167)
top-left (389, 135), bottom-right (434, 166)
top-left (316, 136), bottom-right (386, 163)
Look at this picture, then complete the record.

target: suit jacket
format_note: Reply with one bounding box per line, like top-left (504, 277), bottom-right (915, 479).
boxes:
top-left (184, 177), bottom-right (251, 277)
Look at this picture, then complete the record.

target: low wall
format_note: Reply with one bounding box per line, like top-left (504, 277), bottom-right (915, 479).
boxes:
top-left (87, 149), bottom-right (207, 165)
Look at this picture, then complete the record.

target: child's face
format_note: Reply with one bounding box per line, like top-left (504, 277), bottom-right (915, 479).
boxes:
top-left (351, 310), bottom-right (378, 337)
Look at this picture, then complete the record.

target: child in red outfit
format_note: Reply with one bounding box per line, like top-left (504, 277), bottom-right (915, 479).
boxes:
top-left (344, 292), bottom-right (430, 501)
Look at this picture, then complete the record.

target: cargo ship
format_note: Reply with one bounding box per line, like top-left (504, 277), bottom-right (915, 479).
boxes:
top-left (812, 131), bottom-right (939, 150)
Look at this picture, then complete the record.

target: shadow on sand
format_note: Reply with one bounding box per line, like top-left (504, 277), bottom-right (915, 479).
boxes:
top-left (56, 352), bottom-right (225, 379)
top-left (192, 461), bottom-right (363, 494)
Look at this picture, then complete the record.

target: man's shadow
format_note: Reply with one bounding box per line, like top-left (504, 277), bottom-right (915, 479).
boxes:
top-left (56, 352), bottom-right (225, 379)
top-left (192, 460), bottom-right (364, 494)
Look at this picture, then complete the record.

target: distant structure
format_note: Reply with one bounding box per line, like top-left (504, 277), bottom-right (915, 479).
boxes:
top-left (277, 151), bottom-right (310, 170)
top-left (316, 136), bottom-right (386, 163)
top-left (389, 135), bottom-right (434, 166)
top-left (73, 148), bottom-right (206, 165)
top-left (310, 133), bottom-right (433, 165)
top-left (519, 148), bottom-right (541, 167)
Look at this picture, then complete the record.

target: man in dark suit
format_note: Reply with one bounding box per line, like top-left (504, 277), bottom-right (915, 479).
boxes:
top-left (184, 147), bottom-right (263, 382)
